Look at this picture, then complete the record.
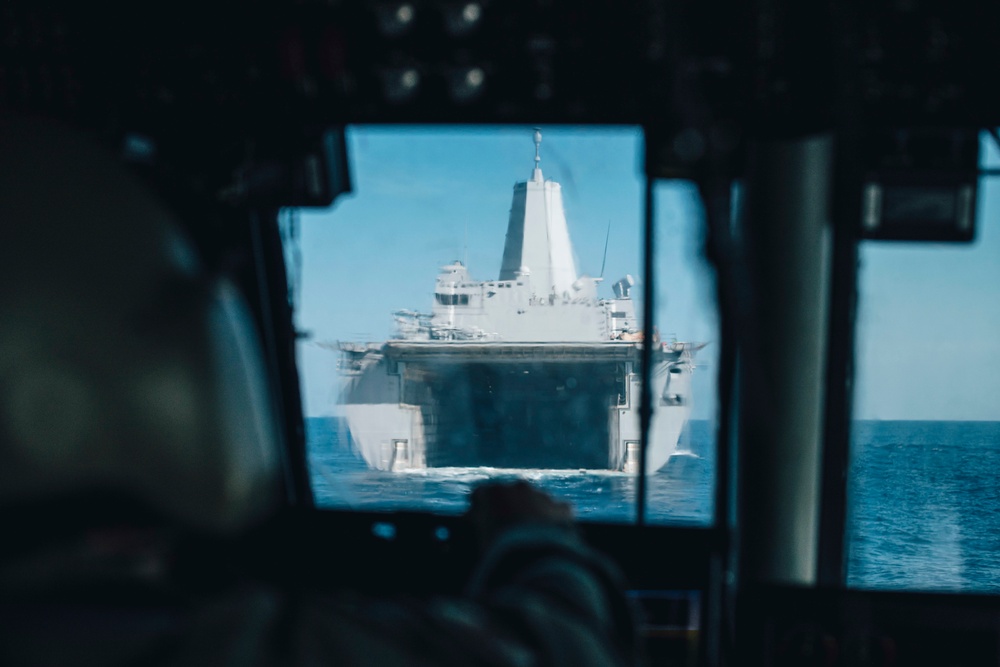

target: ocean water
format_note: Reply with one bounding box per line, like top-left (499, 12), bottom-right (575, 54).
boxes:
top-left (846, 420), bottom-right (1000, 593)
top-left (307, 418), bottom-right (1000, 593)
top-left (307, 418), bottom-right (716, 525)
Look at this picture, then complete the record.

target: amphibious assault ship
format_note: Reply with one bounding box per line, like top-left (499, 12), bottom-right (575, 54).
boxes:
top-left (337, 131), bottom-right (697, 474)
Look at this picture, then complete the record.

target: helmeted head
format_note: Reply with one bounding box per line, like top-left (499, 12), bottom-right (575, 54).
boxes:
top-left (0, 116), bottom-right (282, 532)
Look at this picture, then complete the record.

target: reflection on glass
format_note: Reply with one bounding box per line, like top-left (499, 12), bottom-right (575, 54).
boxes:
top-left (291, 126), bottom-right (717, 525)
top-left (847, 133), bottom-right (1000, 591)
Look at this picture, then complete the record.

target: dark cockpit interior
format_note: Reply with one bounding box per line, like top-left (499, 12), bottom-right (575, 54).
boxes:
top-left (3, 2), bottom-right (1000, 665)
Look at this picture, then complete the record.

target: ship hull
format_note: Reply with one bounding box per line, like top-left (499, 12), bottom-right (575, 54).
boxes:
top-left (338, 342), bottom-right (694, 475)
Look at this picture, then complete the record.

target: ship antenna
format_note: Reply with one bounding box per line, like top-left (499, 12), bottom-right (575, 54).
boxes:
top-left (600, 219), bottom-right (611, 279)
top-left (532, 128), bottom-right (543, 181)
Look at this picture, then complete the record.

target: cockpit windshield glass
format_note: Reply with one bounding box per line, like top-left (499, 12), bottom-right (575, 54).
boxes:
top-left (846, 132), bottom-right (1000, 592)
top-left (284, 125), bottom-right (718, 525)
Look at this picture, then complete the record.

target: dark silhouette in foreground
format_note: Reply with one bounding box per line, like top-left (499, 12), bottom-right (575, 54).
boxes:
top-left (0, 116), bottom-right (638, 666)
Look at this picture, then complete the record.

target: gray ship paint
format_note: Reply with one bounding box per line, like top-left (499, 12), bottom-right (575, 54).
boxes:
top-left (338, 132), bottom-right (696, 473)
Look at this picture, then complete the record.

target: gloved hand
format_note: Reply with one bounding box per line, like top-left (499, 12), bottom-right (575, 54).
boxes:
top-left (465, 480), bottom-right (574, 547)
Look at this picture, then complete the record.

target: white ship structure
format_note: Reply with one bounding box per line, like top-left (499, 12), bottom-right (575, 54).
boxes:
top-left (336, 131), bottom-right (697, 474)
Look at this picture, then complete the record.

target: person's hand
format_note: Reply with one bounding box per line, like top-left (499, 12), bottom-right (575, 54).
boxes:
top-left (466, 480), bottom-right (574, 547)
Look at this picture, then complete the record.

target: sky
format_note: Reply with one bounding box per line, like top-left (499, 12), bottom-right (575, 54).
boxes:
top-left (289, 125), bottom-right (1000, 422)
top-left (851, 134), bottom-right (1000, 420)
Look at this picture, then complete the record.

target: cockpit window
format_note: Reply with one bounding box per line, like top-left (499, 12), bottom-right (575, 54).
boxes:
top-left (286, 126), bottom-right (718, 526)
top-left (846, 132), bottom-right (1000, 592)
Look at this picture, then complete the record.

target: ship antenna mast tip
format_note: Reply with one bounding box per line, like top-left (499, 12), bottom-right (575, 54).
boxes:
top-left (532, 128), bottom-right (543, 180)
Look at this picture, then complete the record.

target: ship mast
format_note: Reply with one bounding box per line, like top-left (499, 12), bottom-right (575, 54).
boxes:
top-left (498, 129), bottom-right (579, 295)
top-left (532, 128), bottom-right (543, 182)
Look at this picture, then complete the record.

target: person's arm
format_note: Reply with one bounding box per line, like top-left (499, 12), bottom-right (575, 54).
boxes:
top-left (460, 481), bottom-right (640, 667)
top-left (282, 482), bottom-right (641, 667)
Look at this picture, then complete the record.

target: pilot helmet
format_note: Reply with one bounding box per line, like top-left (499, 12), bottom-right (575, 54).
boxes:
top-left (0, 117), bottom-right (282, 532)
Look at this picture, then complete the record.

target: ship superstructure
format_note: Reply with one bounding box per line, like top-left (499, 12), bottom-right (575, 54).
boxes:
top-left (337, 130), bottom-right (696, 474)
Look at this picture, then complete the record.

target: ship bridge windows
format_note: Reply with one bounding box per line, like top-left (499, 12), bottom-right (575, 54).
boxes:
top-left (435, 293), bottom-right (469, 306)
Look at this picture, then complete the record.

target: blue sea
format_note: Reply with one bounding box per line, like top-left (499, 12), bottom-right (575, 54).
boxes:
top-left (846, 420), bottom-right (1000, 593)
top-left (307, 418), bottom-right (1000, 594)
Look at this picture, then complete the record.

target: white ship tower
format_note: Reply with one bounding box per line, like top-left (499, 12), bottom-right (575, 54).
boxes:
top-left (499, 129), bottom-right (578, 297)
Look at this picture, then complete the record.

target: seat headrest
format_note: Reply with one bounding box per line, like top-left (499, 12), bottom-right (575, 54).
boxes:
top-left (0, 116), bottom-right (282, 532)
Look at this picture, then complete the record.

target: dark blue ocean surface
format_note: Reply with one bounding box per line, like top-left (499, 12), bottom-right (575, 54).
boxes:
top-left (307, 418), bottom-right (1000, 593)
top-left (307, 417), bottom-right (715, 525)
top-left (846, 420), bottom-right (1000, 593)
